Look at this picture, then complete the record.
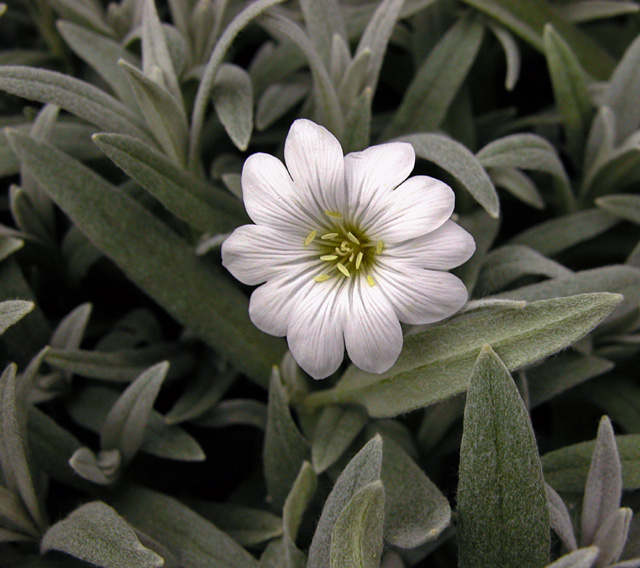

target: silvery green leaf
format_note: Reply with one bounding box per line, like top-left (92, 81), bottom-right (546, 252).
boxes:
top-left (330, 34), bottom-right (351, 84)
top-left (249, 41), bottom-right (306, 96)
top-left (0, 527), bottom-right (31, 544)
top-left (260, 12), bottom-right (343, 139)
top-left (353, 0), bottom-right (405, 92)
top-left (488, 166), bottom-right (544, 208)
top-left (211, 63), bottom-right (254, 151)
top-left (68, 447), bottom-right (120, 485)
top-left (9, 186), bottom-right (52, 246)
top-left (546, 548), bottom-right (599, 568)
top-left (330, 480), bottom-right (385, 568)
top-left (0, 300), bottom-right (34, 336)
top-left (194, 399), bottom-right (267, 429)
top-left (299, 0), bottom-right (346, 66)
top-left (477, 244), bottom-right (573, 295)
top-left (311, 405), bottom-right (368, 473)
top-left (0, 67), bottom-right (152, 142)
top-left (119, 59), bottom-right (188, 166)
top-left (543, 24), bottom-right (593, 164)
top-left (256, 78), bottom-right (310, 131)
top-left (528, 353), bottom-right (614, 408)
top-left (593, 507), bottom-right (632, 566)
top-left (488, 21), bottom-right (520, 90)
top-left (101, 361), bottom-right (169, 464)
top-left (337, 48), bottom-right (371, 108)
top-left (596, 194), bottom-right (640, 225)
top-left (342, 86), bottom-right (373, 153)
top-left (459, 0), bottom-right (615, 79)
top-left (509, 209), bottom-right (619, 256)
top-left (264, 368), bottom-right (310, 511)
top-left (306, 294), bottom-right (620, 417)
top-left (0, 484), bottom-right (38, 538)
top-left (5, 131), bottom-right (284, 382)
top-left (0, 363), bottom-right (45, 531)
top-left (456, 209), bottom-right (501, 292)
top-left (186, 502), bottom-right (283, 547)
top-left (48, 0), bottom-right (113, 36)
top-left (222, 173), bottom-right (243, 200)
top-left (398, 133), bottom-right (500, 218)
top-left (261, 538), bottom-right (286, 568)
top-left (308, 435), bottom-right (383, 568)
top-left (582, 145), bottom-right (640, 202)
top-left (41, 501), bottom-right (163, 568)
top-left (604, 33), bottom-right (640, 144)
top-left (457, 346), bottom-right (549, 568)
top-left (188, 0), bottom-right (287, 169)
top-left (384, 15), bottom-right (484, 138)
top-left (368, 419), bottom-right (417, 459)
top-left (583, 106), bottom-right (616, 181)
top-left (581, 416), bottom-right (623, 545)
top-left (283, 462), bottom-right (316, 568)
top-left (546, 483), bottom-right (578, 551)
top-left (558, 1), bottom-right (639, 23)
top-left (141, 0), bottom-right (182, 103)
top-left (51, 303), bottom-right (91, 350)
top-left (116, 485), bottom-right (260, 568)
top-left (56, 20), bottom-right (139, 109)
top-left (381, 437), bottom-right (450, 547)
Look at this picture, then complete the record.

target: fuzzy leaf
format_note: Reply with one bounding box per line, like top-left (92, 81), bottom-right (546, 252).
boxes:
top-left (5, 130), bottom-right (284, 383)
top-left (305, 294), bottom-right (621, 417)
top-left (42, 501), bottom-right (162, 568)
top-left (457, 346), bottom-right (549, 568)
top-left (212, 63), bottom-right (254, 151)
top-left (47, 0), bottom-right (112, 35)
top-left (547, 548), bottom-right (599, 568)
top-left (0, 300), bottom-right (34, 337)
top-left (596, 194), bottom-right (640, 225)
top-left (488, 22), bottom-right (521, 90)
top-left (283, 462), bottom-right (317, 568)
top-left (299, 0), bottom-right (346, 66)
top-left (546, 484), bottom-right (578, 551)
top-left (256, 79), bottom-right (310, 131)
top-left (488, 167), bottom-right (544, 208)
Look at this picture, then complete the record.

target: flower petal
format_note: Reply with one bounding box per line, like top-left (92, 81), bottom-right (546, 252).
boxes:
top-left (287, 279), bottom-right (347, 379)
top-left (242, 152), bottom-right (318, 233)
top-left (343, 278), bottom-right (403, 374)
top-left (374, 264), bottom-right (468, 325)
top-left (345, 141), bottom-right (415, 221)
top-left (284, 118), bottom-right (347, 213)
top-left (367, 176), bottom-right (455, 243)
top-left (222, 225), bottom-right (315, 285)
top-left (385, 220), bottom-right (475, 270)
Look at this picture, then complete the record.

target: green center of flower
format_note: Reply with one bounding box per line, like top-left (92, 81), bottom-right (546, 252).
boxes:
top-left (304, 210), bottom-right (383, 285)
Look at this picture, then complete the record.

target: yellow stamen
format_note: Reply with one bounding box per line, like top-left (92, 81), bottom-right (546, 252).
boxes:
top-left (335, 247), bottom-right (349, 256)
top-left (337, 263), bottom-right (351, 277)
top-left (347, 232), bottom-right (360, 245)
top-left (321, 232), bottom-right (339, 240)
top-left (355, 252), bottom-right (363, 269)
top-left (314, 274), bottom-right (330, 282)
top-left (324, 210), bottom-right (342, 218)
top-left (367, 275), bottom-right (376, 286)
top-left (320, 254), bottom-right (338, 261)
top-left (349, 253), bottom-right (355, 262)
top-left (376, 241), bottom-right (383, 254)
top-left (340, 241), bottom-right (351, 252)
top-left (304, 230), bottom-right (317, 246)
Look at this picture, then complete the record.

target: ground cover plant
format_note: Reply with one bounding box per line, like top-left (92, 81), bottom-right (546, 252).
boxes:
top-left (1, 0), bottom-right (640, 566)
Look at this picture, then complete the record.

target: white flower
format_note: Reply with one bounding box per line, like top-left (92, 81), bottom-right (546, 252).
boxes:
top-left (222, 119), bottom-right (475, 380)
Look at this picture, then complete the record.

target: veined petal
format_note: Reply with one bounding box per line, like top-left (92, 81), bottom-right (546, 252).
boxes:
top-left (221, 225), bottom-right (314, 286)
top-left (374, 264), bottom-right (468, 325)
top-left (343, 277), bottom-right (403, 374)
top-left (367, 176), bottom-right (455, 243)
top-left (287, 278), bottom-right (347, 379)
top-left (242, 152), bottom-right (318, 233)
top-left (284, 118), bottom-right (347, 213)
top-left (345, 142), bottom-right (415, 220)
top-left (385, 220), bottom-right (475, 270)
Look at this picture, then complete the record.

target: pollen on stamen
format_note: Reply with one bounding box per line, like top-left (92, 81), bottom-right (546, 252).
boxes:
top-left (355, 252), bottom-right (363, 269)
top-left (376, 241), bottom-right (384, 254)
top-left (346, 232), bottom-right (360, 245)
top-left (324, 210), bottom-right (342, 218)
top-left (321, 232), bottom-right (339, 240)
top-left (304, 230), bottom-right (317, 246)
top-left (314, 274), bottom-right (330, 282)
top-left (337, 263), bottom-right (351, 277)
top-left (367, 275), bottom-right (376, 286)
top-left (321, 254), bottom-right (338, 261)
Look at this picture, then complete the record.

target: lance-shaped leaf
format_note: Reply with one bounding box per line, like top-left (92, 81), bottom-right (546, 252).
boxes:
top-left (330, 480), bottom-right (385, 568)
top-left (488, 166), bottom-right (544, 209)
top-left (384, 14), bottom-right (484, 138)
top-left (597, 194), bottom-right (640, 225)
top-left (93, 133), bottom-right (247, 234)
top-left (101, 361), bottom-right (169, 465)
top-left (264, 368), bottom-right (310, 511)
top-left (48, 0), bottom-right (112, 36)
top-left (41, 501), bottom-right (163, 568)
top-left (308, 435), bottom-right (383, 568)
top-left (582, 144), bottom-right (640, 202)
top-left (211, 63), bottom-right (254, 151)
top-left (457, 346), bottom-right (549, 568)
top-left (0, 66), bottom-right (151, 142)
top-left (283, 462), bottom-right (317, 568)
top-left (547, 548), bottom-right (599, 568)
top-left (305, 293), bottom-right (621, 417)
top-left (116, 485), bottom-right (260, 568)
top-left (5, 130), bottom-right (285, 383)
top-left (398, 133), bottom-right (499, 218)
top-left (0, 300), bottom-right (34, 337)
top-left (488, 21), bottom-right (520, 90)
top-left (256, 78), bottom-right (310, 131)
top-left (299, 0), bottom-right (346, 66)
top-left (546, 484), bottom-right (578, 551)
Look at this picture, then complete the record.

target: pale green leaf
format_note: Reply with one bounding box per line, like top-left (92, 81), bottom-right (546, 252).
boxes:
top-left (456, 209), bottom-right (501, 292)
top-left (48, 0), bottom-right (113, 36)
top-left (488, 22), bottom-right (520, 90)
top-left (283, 462), bottom-right (316, 568)
top-left (546, 548), bottom-right (599, 568)
top-left (558, 1), bottom-right (639, 23)
top-left (0, 300), bottom-right (34, 337)
top-left (0, 485), bottom-right (38, 538)
top-left (299, 0), bottom-right (346, 66)
top-left (596, 194), bottom-right (640, 225)
top-left (0, 237), bottom-right (23, 263)
top-left (68, 447), bottom-right (120, 486)
top-left (546, 484), bottom-right (578, 551)
top-left (50, 303), bottom-right (91, 351)
top-left (212, 63), bottom-right (254, 151)
top-left (256, 78), bottom-right (310, 131)
top-left (194, 399), bottom-right (267, 430)
top-left (305, 294), bottom-right (621, 417)
top-left (582, 143), bottom-right (640, 201)
top-left (342, 86), bottom-right (373, 153)
top-left (457, 346), bottom-right (549, 568)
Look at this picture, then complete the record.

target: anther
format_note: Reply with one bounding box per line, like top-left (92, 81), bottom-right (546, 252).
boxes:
top-left (314, 274), bottom-right (330, 282)
top-left (367, 275), bottom-right (376, 286)
top-left (324, 210), bottom-right (342, 218)
top-left (355, 252), bottom-right (363, 269)
top-left (321, 254), bottom-right (338, 261)
top-left (347, 232), bottom-right (360, 245)
top-left (321, 232), bottom-right (339, 240)
top-left (337, 263), bottom-right (351, 277)
top-left (349, 253), bottom-right (355, 262)
top-left (376, 241), bottom-right (383, 254)
top-left (304, 230), bottom-right (317, 246)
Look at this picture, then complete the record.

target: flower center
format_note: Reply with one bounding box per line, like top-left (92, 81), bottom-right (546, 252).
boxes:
top-left (304, 211), bottom-right (383, 285)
